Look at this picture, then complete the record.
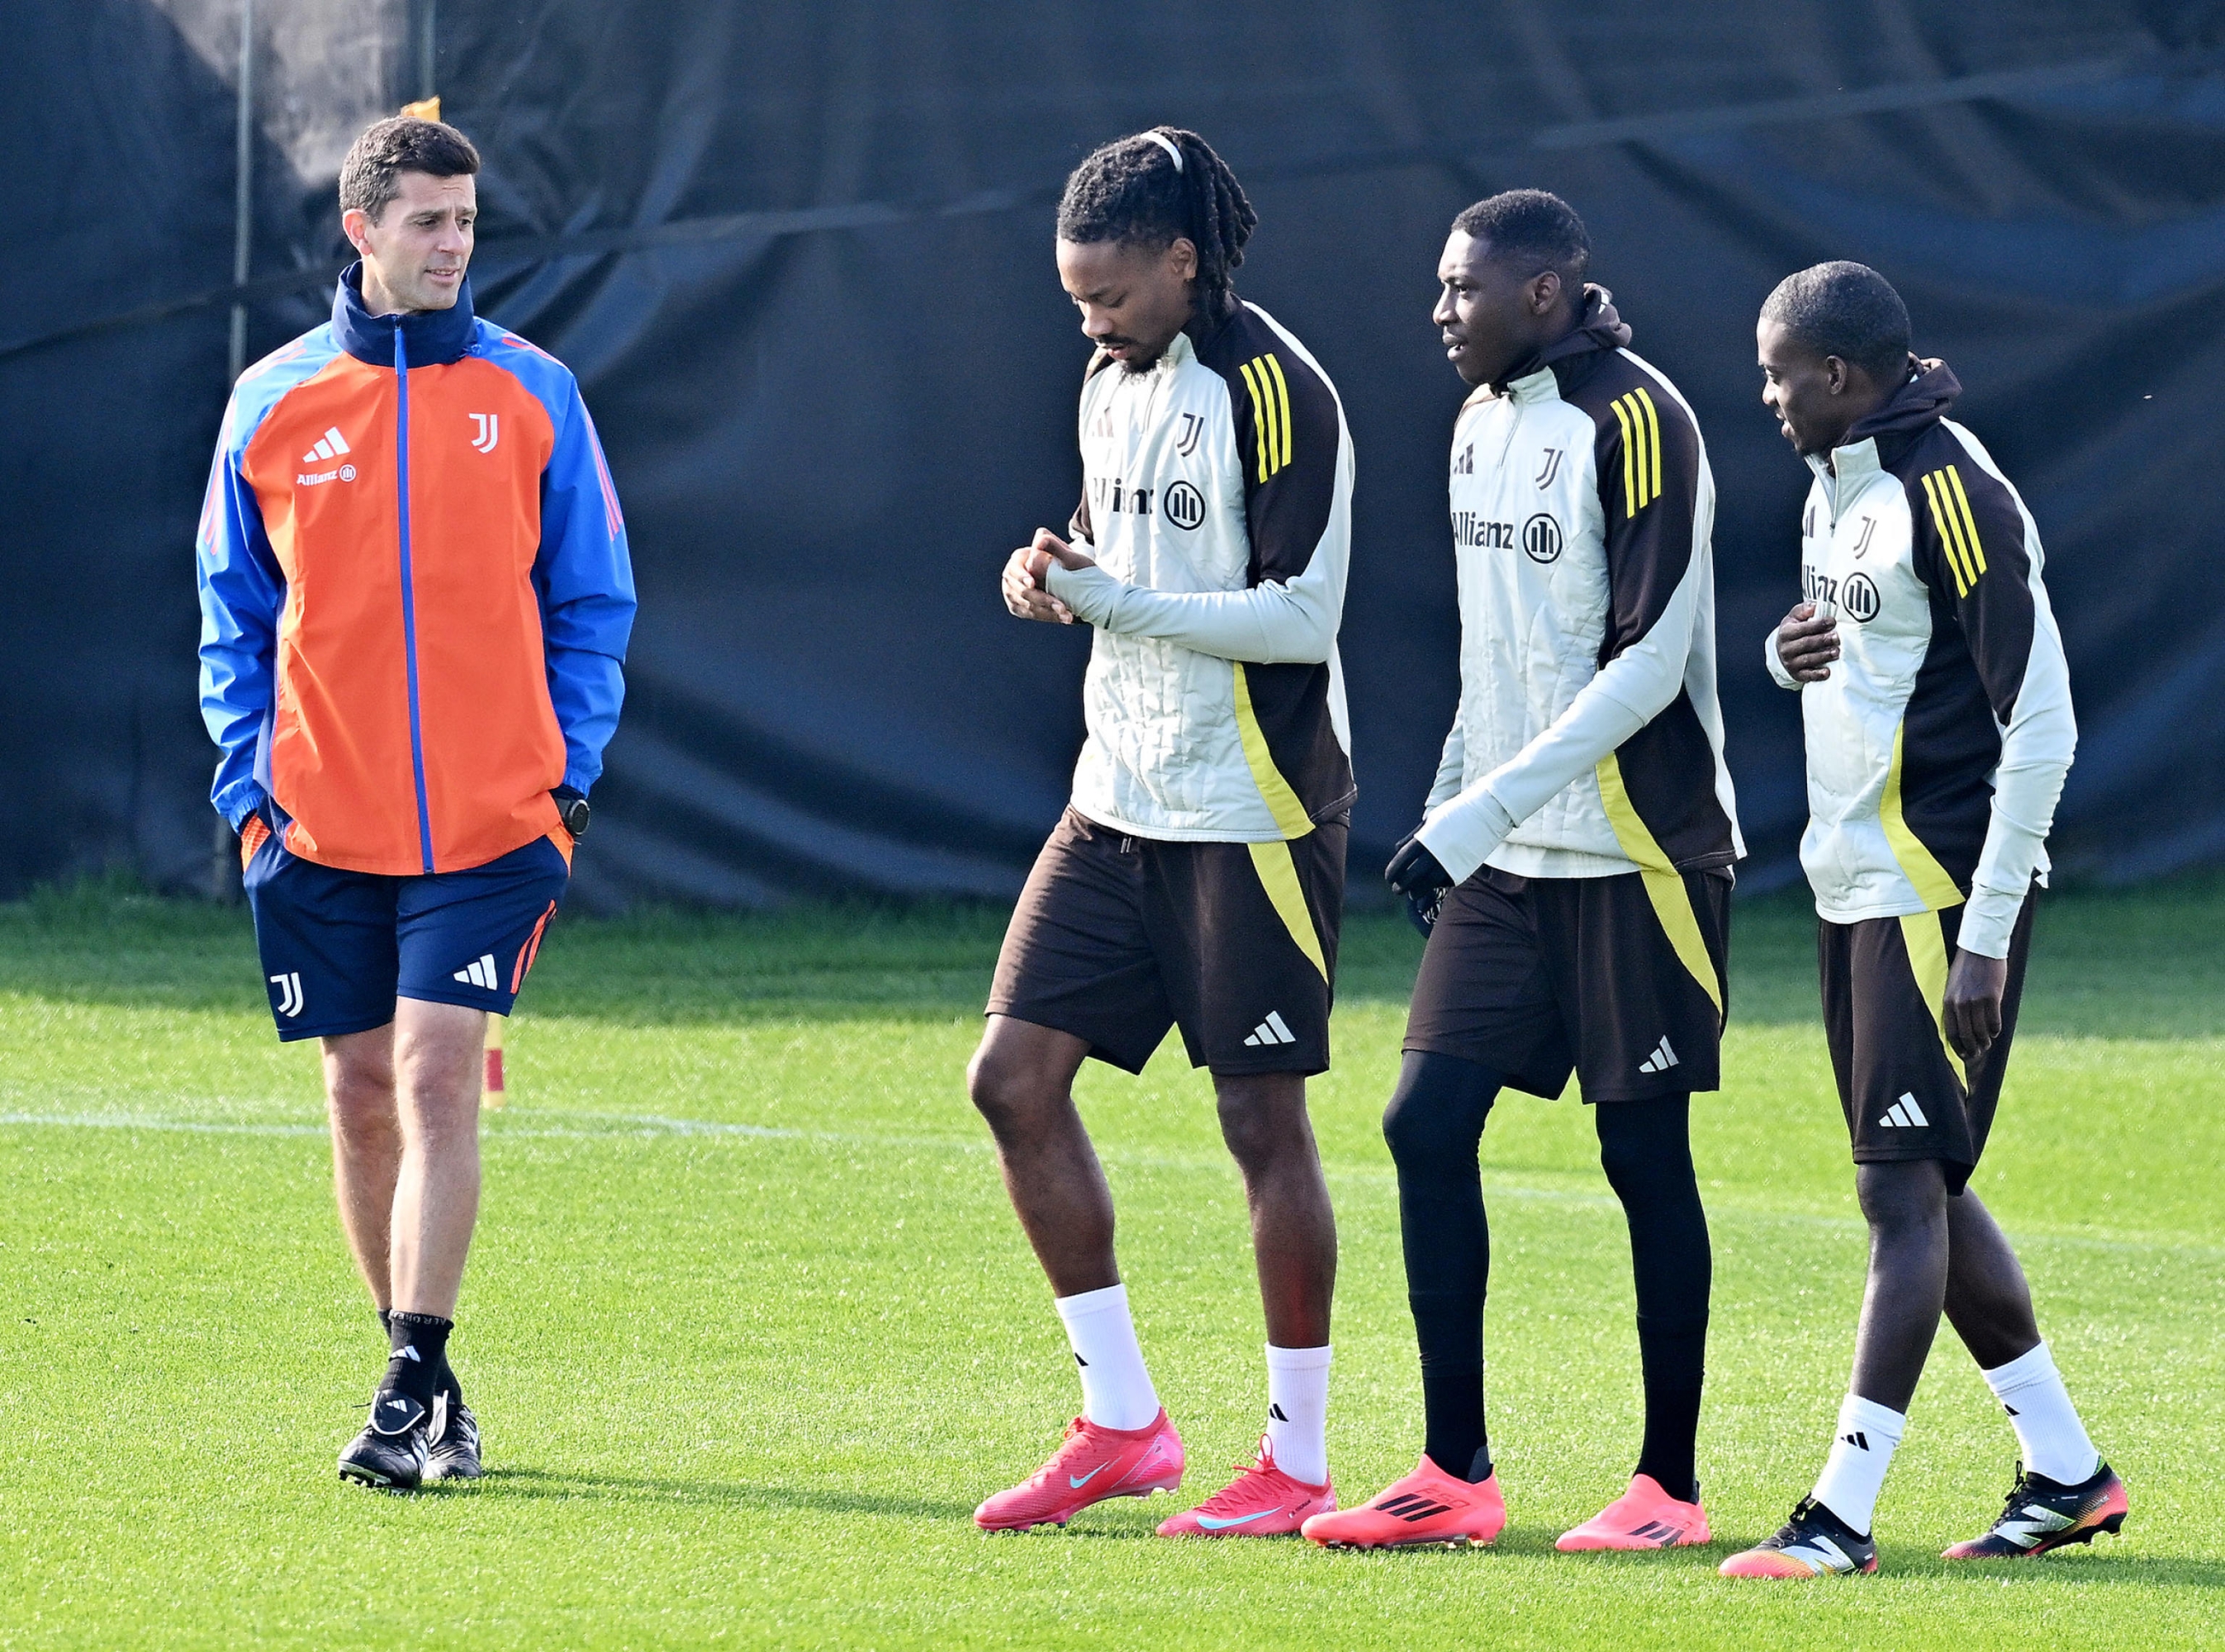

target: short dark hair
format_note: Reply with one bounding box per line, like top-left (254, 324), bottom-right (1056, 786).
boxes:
top-left (1056, 128), bottom-right (1258, 311)
top-left (339, 116), bottom-right (481, 223)
top-left (1761, 261), bottom-right (1912, 382)
top-left (1451, 189), bottom-right (1590, 292)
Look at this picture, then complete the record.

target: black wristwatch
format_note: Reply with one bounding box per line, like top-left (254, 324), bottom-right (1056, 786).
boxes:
top-left (552, 785), bottom-right (591, 838)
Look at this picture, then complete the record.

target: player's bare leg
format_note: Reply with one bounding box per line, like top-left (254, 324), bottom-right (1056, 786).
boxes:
top-left (1150, 1073), bottom-right (1339, 1536)
top-left (1942, 1188), bottom-right (2042, 1368)
top-left (965, 1014), bottom-right (1115, 1295)
top-left (968, 1014), bottom-right (1184, 1530)
top-left (1849, 1160), bottom-right (1952, 1412)
top-left (334, 999), bottom-right (486, 1488)
top-left (387, 999), bottom-right (486, 1318)
top-left (324, 1026), bottom-right (402, 1309)
top-left (1213, 1073), bottom-right (1335, 1349)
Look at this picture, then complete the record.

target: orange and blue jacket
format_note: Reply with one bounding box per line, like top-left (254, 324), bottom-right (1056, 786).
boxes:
top-left (197, 266), bottom-right (636, 876)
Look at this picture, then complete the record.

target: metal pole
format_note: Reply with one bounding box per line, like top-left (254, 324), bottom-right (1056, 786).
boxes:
top-left (216, 0), bottom-right (254, 904)
top-left (226, 0), bottom-right (254, 385)
top-left (416, 0), bottom-right (436, 103)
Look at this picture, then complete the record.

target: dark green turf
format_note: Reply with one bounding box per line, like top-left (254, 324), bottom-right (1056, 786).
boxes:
top-left (0, 879), bottom-right (2219, 1647)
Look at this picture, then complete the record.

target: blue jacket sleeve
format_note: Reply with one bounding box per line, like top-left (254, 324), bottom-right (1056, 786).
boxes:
top-left (197, 425), bottom-right (283, 830)
top-left (534, 382), bottom-right (638, 793)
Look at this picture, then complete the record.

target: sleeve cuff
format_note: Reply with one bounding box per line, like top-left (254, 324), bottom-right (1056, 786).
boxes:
top-left (1042, 561), bottom-right (1121, 627)
top-left (1957, 887), bottom-right (2024, 960)
top-left (1765, 628), bottom-right (1804, 691)
top-left (214, 781), bottom-right (267, 833)
top-left (1416, 786), bottom-right (1516, 886)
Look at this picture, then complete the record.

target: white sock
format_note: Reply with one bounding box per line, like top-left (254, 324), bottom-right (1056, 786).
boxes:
top-left (1810, 1393), bottom-right (1906, 1536)
top-left (1054, 1284), bottom-right (1160, 1431)
top-left (1982, 1341), bottom-right (2099, 1485)
top-left (1263, 1344), bottom-right (1331, 1485)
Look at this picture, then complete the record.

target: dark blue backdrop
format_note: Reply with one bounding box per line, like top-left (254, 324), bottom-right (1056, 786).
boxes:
top-left (7, 3), bottom-right (2223, 907)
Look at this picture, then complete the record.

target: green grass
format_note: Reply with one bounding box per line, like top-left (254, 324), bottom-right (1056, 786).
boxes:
top-left (2, 879), bottom-right (2221, 1648)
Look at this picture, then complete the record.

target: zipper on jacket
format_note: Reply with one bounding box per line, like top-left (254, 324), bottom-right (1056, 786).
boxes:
top-left (394, 325), bottom-right (436, 874)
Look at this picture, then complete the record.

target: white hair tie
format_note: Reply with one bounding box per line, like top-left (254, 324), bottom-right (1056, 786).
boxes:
top-left (1143, 131), bottom-right (1184, 172)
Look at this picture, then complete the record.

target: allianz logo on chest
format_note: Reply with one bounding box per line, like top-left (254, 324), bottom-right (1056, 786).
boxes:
top-left (1454, 510), bottom-right (1564, 564)
top-left (1091, 472), bottom-right (1207, 532)
top-left (1803, 563), bottom-right (1882, 624)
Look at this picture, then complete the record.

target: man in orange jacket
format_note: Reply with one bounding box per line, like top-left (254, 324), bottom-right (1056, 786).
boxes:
top-left (197, 116), bottom-right (636, 1488)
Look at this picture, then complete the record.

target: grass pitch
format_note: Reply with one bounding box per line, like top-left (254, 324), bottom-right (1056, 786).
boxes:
top-left (2, 878), bottom-right (2220, 1649)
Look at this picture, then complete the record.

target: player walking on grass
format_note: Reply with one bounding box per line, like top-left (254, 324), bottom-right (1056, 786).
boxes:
top-left (197, 116), bottom-right (636, 1488)
top-left (1303, 192), bottom-right (1739, 1553)
top-left (969, 128), bottom-right (1354, 1537)
top-left (1720, 263), bottom-right (2123, 1579)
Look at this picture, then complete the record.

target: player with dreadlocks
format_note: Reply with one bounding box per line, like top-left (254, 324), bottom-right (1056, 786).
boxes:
top-left (969, 127), bottom-right (1358, 1538)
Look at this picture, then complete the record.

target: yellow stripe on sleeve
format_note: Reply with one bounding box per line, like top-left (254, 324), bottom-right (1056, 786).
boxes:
top-left (1945, 464), bottom-right (1989, 577)
top-left (1265, 354), bottom-right (1294, 477)
top-left (1933, 471), bottom-right (1981, 591)
top-left (1920, 472), bottom-right (1973, 596)
top-left (1898, 911), bottom-right (1968, 1089)
top-left (1881, 721), bottom-right (1966, 911)
top-left (1595, 752), bottom-right (1724, 1020)
top-left (1248, 840), bottom-right (1329, 982)
top-left (1237, 360), bottom-right (1271, 483)
top-left (1636, 386), bottom-right (1663, 504)
top-left (1611, 395), bottom-right (1637, 518)
top-left (1231, 662), bottom-right (1316, 840)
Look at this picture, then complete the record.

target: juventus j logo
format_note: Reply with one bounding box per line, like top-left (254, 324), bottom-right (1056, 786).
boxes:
top-left (1535, 448), bottom-right (1563, 487)
top-left (469, 412), bottom-right (501, 453)
top-left (1175, 412), bottom-right (1203, 456)
top-left (269, 972), bottom-right (304, 1018)
top-left (1852, 516), bottom-right (1878, 558)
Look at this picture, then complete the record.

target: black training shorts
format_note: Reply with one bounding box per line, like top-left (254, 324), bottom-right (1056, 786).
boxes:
top-left (1821, 886), bottom-right (2038, 1196)
top-left (987, 808), bottom-right (1346, 1076)
top-left (1404, 865), bottom-right (1731, 1103)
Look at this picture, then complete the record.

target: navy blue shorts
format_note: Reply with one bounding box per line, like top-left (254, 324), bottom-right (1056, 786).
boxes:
top-left (244, 828), bottom-right (571, 1042)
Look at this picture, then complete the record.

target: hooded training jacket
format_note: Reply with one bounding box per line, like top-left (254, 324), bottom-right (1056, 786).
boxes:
top-left (1416, 288), bottom-right (1743, 906)
top-left (1765, 359), bottom-right (2074, 960)
top-left (197, 266), bottom-right (636, 878)
top-left (1041, 297), bottom-right (1356, 843)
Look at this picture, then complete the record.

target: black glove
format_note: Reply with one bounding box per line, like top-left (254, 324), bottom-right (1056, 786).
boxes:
top-left (1386, 831), bottom-right (1454, 937)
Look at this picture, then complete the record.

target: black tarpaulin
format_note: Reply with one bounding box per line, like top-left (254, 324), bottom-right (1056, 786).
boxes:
top-left (6, 3), bottom-right (2223, 907)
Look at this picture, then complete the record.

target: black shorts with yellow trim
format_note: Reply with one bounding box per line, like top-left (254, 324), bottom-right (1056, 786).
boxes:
top-left (1404, 865), bottom-right (1730, 1103)
top-left (1822, 886), bottom-right (2038, 1196)
top-left (986, 808), bottom-right (1345, 1076)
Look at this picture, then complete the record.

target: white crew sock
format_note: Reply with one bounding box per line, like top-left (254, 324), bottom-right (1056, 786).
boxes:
top-left (1810, 1393), bottom-right (1906, 1536)
top-left (1263, 1344), bottom-right (1332, 1486)
top-left (1054, 1284), bottom-right (1160, 1431)
top-left (1982, 1341), bottom-right (2099, 1485)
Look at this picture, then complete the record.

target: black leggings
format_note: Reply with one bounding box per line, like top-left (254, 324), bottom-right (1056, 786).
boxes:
top-left (1382, 1050), bottom-right (1712, 1499)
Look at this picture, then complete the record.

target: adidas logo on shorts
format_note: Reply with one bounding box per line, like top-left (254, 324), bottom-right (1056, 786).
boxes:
top-left (1637, 1036), bottom-right (1678, 1075)
top-left (1244, 1010), bottom-right (1298, 1047)
top-left (1876, 1091), bottom-right (1930, 1129)
top-left (453, 953), bottom-right (500, 990)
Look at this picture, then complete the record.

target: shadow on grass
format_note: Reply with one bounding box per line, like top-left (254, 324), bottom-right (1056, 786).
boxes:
top-left (456, 1464), bottom-right (975, 1521)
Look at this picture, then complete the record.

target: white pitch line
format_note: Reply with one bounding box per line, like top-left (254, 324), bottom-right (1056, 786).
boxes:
top-left (3, 1108), bottom-right (2218, 1261)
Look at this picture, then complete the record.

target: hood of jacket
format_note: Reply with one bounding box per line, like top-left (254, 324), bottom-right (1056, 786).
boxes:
top-left (1842, 355), bottom-right (1961, 462)
top-left (331, 261), bottom-right (478, 368)
top-left (1494, 284), bottom-right (1632, 392)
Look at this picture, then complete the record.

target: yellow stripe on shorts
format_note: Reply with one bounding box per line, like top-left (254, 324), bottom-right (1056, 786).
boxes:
top-left (1898, 910), bottom-right (1967, 1089)
top-left (1594, 752), bottom-right (1724, 1021)
top-left (1231, 662), bottom-right (1316, 841)
top-left (1248, 840), bottom-right (1328, 983)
